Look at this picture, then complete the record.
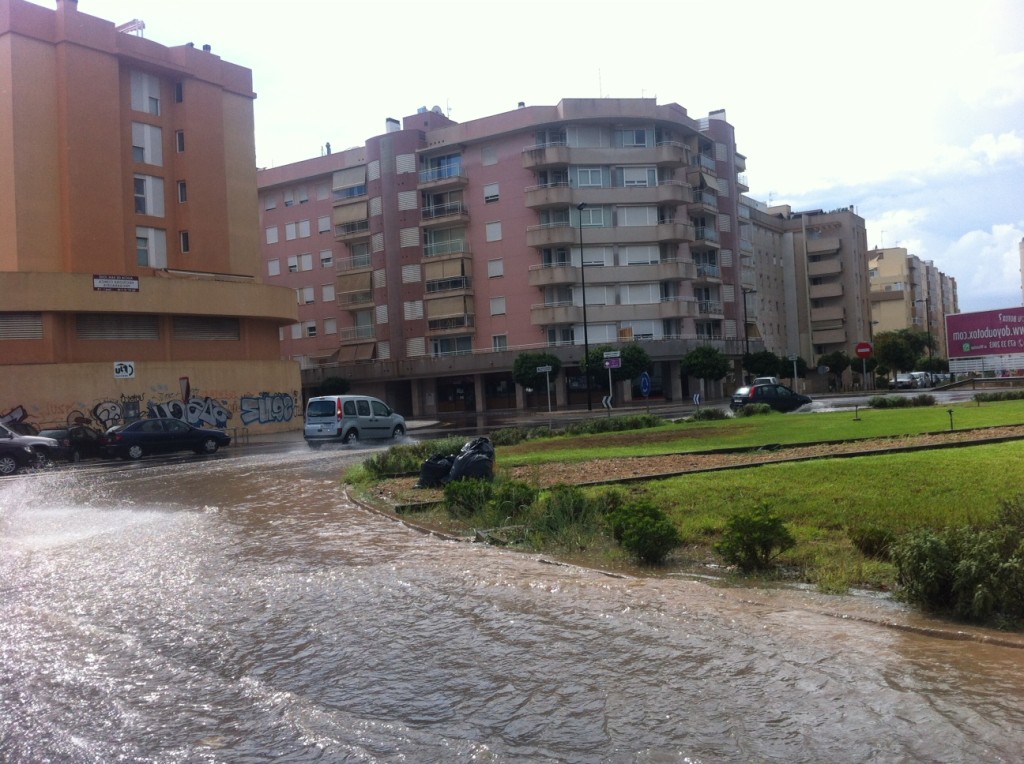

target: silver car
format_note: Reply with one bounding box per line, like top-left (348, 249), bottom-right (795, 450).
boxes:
top-left (303, 395), bottom-right (406, 447)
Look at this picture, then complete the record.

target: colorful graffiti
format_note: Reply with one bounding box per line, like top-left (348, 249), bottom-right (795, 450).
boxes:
top-left (6, 387), bottom-right (297, 433)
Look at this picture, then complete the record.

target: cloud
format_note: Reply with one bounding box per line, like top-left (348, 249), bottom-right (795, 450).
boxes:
top-left (939, 224), bottom-right (1024, 312)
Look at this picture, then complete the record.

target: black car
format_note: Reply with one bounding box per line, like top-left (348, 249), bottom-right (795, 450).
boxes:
top-left (0, 429), bottom-right (47, 475)
top-left (730, 383), bottom-right (812, 413)
top-left (38, 424), bottom-right (106, 462)
top-left (100, 418), bottom-right (231, 460)
top-left (0, 422), bottom-right (62, 464)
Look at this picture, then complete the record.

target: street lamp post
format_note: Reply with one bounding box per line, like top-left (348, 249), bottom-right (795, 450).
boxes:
top-left (577, 202), bottom-right (592, 411)
top-left (741, 287), bottom-right (757, 384)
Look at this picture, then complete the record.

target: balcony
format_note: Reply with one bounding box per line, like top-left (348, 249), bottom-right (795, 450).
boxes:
top-left (334, 219), bottom-right (370, 241)
top-left (808, 257), bottom-right (843, 277)
top-left (689, 188), bottom-right (718, 213)
top-left (425, 276), bottom-right (472, 298)
top-left (421, 201), bottom-right (469, 228)
top-left (530, 301), bottom-right (582, 325)
top-left (693, 226), bottom-right (720, 247)
top-left (617, 298), bottom-right (695, 321)
top-left (693, 263), bottom-right (722, 282)
top-left (522, 142), bottom-right (571, 170)
top-left (809, 282), bottom-right (843, 300)
top-left (337, 290), bottom-right (374, 309)
top-left (336, 254), bottom-right (372, 273)
top-left (426, 313), bottom-right (475, 335)
top-left (524, 182), bottom-right (574, 209)
top-left (526, 222), bottom-right (576, 248)
top-left (811, 327), bottom-right (848, 345)
top-left (339, 324), bottom-right (375, 344)
top-left (528, 263), bottom-right (577, 288)
top-left (696, 300), bottom-right (724, 316)
top-left (417, 166), bottom-right (468, 193)
top-left (423, 239), bottom-right (471, 259)
top-left (806, 235), bottom-right (841, 255)
top-left (810, 305), bottom-right (845, 322)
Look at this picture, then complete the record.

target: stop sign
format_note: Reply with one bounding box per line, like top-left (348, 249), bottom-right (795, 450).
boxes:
top-left (855, 341), bottom-right (873, 358)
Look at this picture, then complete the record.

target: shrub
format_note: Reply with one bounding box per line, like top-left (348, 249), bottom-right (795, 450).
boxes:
top-left (867, 394), bottom-right (936, 409)
top-left (362, 435), bottom-right (469, 479)
top-left (975, 390), bottom-right (1024, 402)
top-left (892, 494), bottom-right (1024, 624)
top-left (911, 393), bottom-right (936, 407)
top-left (690, 406), bottom-right (730, 421)
top-left (733, 403), bottom-right (772, 417)
top-left (715, 504), bottom-right (796, 572)
top-left (490, 479), bottom-right (539, 520)
top-left (606, 498), bottom-right (682, 564)
top-left (563, 414), bottom-right (664, 436)
top-left (443, 478), bottom-right (493, 518)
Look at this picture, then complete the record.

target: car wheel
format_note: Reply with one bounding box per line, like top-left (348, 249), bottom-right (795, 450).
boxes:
top-left (307, 441), bottom-right (322, 450)
top-left (0, 455), bottom-right (19, 475)
top-left (391, 425), bottom-right (405, 439)
top-left (342, 429), bottom-right (358, 444)
top-left (197, 437), bottom-right (219, 454)
top-left (126, 444), bottom-right (144, 460)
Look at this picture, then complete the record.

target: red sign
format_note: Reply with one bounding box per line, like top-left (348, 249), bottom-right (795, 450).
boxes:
top-left (855, 342), bottom-right (873, 358)
top-left (946, 307), bottom-right (1024, 359)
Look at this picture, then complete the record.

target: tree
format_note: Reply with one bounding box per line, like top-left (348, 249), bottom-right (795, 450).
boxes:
top-left (512, 352), bottom-right (562, 391)
top-left (583, 344), bottom-right (651, 390)
top-left (874, 329), bottom-right (921, 374)
top-left (743, 350), bottom-right (786, 379)
top-left (817, 351), bottom-right (851, 391)
top-left (680, 346), bottom-right (730, 387)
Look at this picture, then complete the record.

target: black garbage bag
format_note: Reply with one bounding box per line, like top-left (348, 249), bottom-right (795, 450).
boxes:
top-left (447, 437), bottom-right (495, 483)
top-left (416, 453), bottom-right (455, 488)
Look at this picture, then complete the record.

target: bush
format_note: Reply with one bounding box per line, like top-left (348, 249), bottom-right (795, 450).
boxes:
top-left (848, 524), bottom-right (896, 560)
top-left (715, 504), bottom-right (796, 572)
top-left (489, 426), bottom-right (554, 447)
top-left (363, 436), bottom-right (467, 478)
top-left (911, 393), bottom-right (936, 407)
top-left (490, 479), bottom-right (539, 520)
top-left (606, 498), bottom-right (682, 564)
top-left (975, 390), bottom-right (1024, 402)
top-left (443, 478), bottom-right (493, 518)
top-left (892, 494), bottom-right (1024, 624)
top-left (867, 394), bottom-right (936, 409)
top-left (563, 414), bottom-right (664, 436)
top-left (733, 403), bottom-right (772, 417)
top-left (690, 406), bottom-right (730, 421)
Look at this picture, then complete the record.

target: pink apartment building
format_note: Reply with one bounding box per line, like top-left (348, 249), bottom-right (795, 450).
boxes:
top-left (258, 99), bottom-right (755, 417)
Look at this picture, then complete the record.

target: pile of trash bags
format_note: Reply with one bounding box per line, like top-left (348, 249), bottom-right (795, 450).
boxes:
top-left (416, 436), bottom-right (495, 488)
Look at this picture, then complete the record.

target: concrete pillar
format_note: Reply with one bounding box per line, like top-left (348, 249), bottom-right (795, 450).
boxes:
top-left (666, 361), bottom-right (683, 402)
top-left (473, 374), bottom-right (485, 413)
top-left (555, 374), bottom-right (567, 408)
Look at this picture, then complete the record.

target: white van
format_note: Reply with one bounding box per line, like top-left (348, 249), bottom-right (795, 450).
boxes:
top-left (303, 395), bottom-right (406, 447)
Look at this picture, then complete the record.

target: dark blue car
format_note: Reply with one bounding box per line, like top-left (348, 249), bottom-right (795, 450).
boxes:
top-left (100, 418), bottom-right (231, 460)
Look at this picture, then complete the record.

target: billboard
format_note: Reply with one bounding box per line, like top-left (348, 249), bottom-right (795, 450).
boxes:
top-left (946, 307), bottom-right (1024, 359)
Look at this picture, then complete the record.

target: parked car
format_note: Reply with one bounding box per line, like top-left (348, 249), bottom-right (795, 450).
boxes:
top-left (304, 395), bottom-right (406, 447)
top-left (751, 376), bottom-right (781, 386)
top-left (6, 421), bottom-right (40, 436)
top-left (99, 418), bottom-right (231, 460)
top-left (730, 383), bottom-right (812, 413)
top-left (38, 424), bottom-right (106, 462)
top-left (890, 373), bottom-right (917, 389)
top-left (909, 371), bottom-right (933, 388)
top-left (0, 422), bottom-right (63, 464)
top-left (0, 434), bottom-right (45, 475)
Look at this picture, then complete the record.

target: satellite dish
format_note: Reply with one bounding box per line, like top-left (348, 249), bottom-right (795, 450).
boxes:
top-left (431, 105), bottom-right (443, 114)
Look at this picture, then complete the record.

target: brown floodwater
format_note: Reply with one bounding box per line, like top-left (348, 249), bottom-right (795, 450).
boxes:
top-left (2, 445), bottom-right (1023, 762)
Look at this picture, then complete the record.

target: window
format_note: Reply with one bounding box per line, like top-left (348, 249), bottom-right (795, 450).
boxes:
top-left (577, 167), bottom-right (604, 187)
top-left (319, 249), bottom-right (333, 268)
top-left (297, 187), bottom-right (309, 205)
top-left (264, 195), bottom-right (277, 211)
top-left (490, 296), bottom-right (506, 315)
top-left (322, 284), bottom-right (335, 302)
top-left (324, 318), bottom-right (337, 335)
top-left (622, 167), bottom-right (654, 187)
top-left (619, 206), bottom-right (658, 226)
top-left (305, 321), bottom-right (317, 338)
top-left (290, 324), bottom-right (301, 340)
top-left (488, 258), bottom-right (504, 278)
top-left (177, 181), bottom-right (187, 203)
top-left (285, 222), bottom-right (297, 241)
top-left (579, 206), bottom-right (605, 227)
top-left (287, 256), bottom-right (298, 273)
top-left (482, 145), bottom-right (498, 166)
top-left (286, 220), bottom-right (311, 239)
top-left (350, 242), bottom-right (371, 267)
top-left (135, 227), bottom-right (167, 268)
top-left (268, 259), bottom-right (280, 277)
top-left (265, 226), bottom-right (279, 245)
top-left (133, 175), bottom-right (165, 216)
top-left (174, 81), bottom-right (183, 103)
top-left (179, 231), bottom-right (190, 253)
top-left (283, 189), bottom-right (294, 207)
top-left (299, 287), bottom-right (315, 305)
top-left (175, 131), bottom-right (185, 153)
top-left (131, 123), bottom-right (163, 166)
top-left (619, 128), bottom-right (647, 147)
top-left (318, 215), bottom-right (330, 234)
top-left (483, 183), bottom-right (499, 203)
top-left (485, 221), bottom-right (502, 242)
top-left (300, 253), bottom-right (313, 271)
top-left (130, 71), bottom-right (160, 115)
top-left (316, 183), bottom-right (330, 201)
top-left (492, 335), bottom-right (508, 351)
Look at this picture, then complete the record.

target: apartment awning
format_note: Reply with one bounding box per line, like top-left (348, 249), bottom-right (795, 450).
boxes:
top-left (306, 349), bottom-right (339, 362)
top-left (337, 272), bottom-right (371, 293)
top-left (336, 346), bottom-right (358, 363)
top-left (332, 165), bottom-right (366, 190)
top-left (333, 202), bottom-right (368, 225)
top-left (424, 258), bottom-right (471, 280)
top-left (355, 343), bottom-right (375, 361)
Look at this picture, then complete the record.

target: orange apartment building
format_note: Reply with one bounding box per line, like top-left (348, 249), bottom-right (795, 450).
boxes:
top-left (0, 0), bottom-right (299, 434)
top-left (260, 99), bottom-right (759, 417)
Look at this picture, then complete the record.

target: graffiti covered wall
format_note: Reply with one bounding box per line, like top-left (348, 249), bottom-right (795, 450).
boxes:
top-left (1, 360), bottom-right (301, 434)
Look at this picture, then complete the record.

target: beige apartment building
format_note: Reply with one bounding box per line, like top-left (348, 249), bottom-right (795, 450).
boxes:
top-left (260, 99), bottom-right (759, 416)
top-left (0, 0), bottom-right (299, 434)
top-left (869, 247), bottom-right (959, 360)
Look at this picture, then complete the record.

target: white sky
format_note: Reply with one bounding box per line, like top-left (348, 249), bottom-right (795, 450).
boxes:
top-left (65, 0), bottom-right (1024, 313)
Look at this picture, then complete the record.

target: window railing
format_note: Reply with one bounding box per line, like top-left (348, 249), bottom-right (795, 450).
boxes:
top-left (338, 290), bottom-right (373, 306)
top-left (524, 181), bottom-right (571, 192)
top-left (333, 185), bottom-right (367, 201)
top-left (426, 276), bottom-right (471, 293)
top-left (419, 165), bottom-right (464, 183)
top-left (334, 220), bottom-right (369, 237)
top-left (421, 201), bottom-right (467, 219)
top-left (691, 154), bottom-right (716, 170)
top-left (423, 239), bottom-right (469, 257)
top-left (694, 226), bottom-right (719, 242)
top-left (522, 139), bottom-right (568, 153)
top-left (427, 314), bottom-right (474, 331)
top-left (696, 263), bottom-right (721, 278)
top-left (336, 254), bottom-right (372, 271)
top-left (339, 325), bottom-right (375, 342)
top-left (697, 300), bottom-right (723, 314)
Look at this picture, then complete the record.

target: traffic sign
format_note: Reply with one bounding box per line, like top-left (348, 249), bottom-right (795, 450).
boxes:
top-left (639, 371), bottom-right (651, 397)
top-left (855, 342), bottom-right (873, 359)
top-left (603, 358), bottom-right (622, 369)
top-left (603, 350), bottom-right (620, 359)
top-left (536, 365), bottom-right (553, 373)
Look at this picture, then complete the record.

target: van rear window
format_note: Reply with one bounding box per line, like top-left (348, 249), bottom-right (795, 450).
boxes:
top-left (307, 401), bottom-right (337, 417)
top-left (343, 400), bottom-right (357, 415)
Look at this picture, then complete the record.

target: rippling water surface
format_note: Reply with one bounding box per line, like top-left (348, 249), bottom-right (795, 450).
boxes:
top-left (3, 448), bottom-right (1024, 762)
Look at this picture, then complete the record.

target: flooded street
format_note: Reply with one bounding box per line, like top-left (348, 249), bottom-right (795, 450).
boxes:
top-left (2, 444), bottom-right (1024, 762)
